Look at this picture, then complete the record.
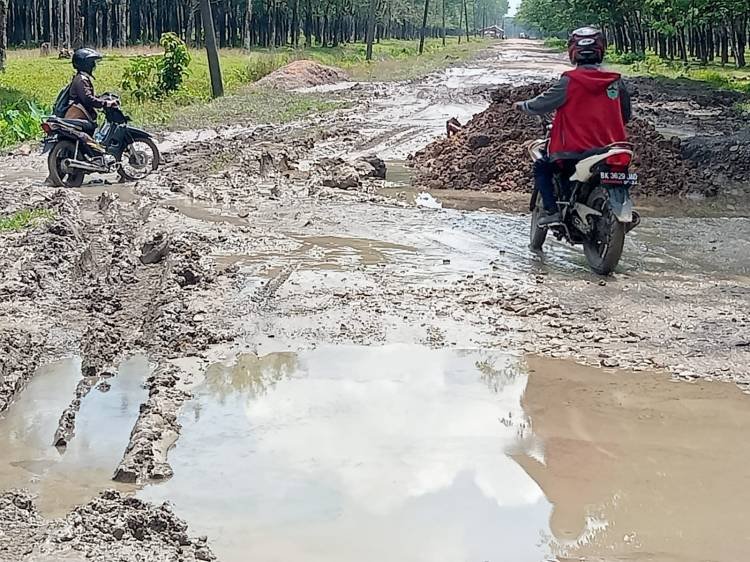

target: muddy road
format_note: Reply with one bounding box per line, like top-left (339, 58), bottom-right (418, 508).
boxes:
top-left (1, 40), bottom-right (749, 561)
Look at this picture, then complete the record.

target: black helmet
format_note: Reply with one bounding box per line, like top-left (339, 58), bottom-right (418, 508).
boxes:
top-left (568, 27), bottom-right (607, 65)
top-left (72, 48), bottom-right (103, 74)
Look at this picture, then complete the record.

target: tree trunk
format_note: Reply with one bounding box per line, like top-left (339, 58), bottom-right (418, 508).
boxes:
top-left (365, 0), bottom-right (376, 60)
top-left (0, 0), bottom-right (7, 72)
top-left (720, 24), bottom-right (729, 66)
top-left (56, 0), bottom-right (63, 48)
top-left (243, 0), bottom-right (252, 49)
top-left (441, 0), bottom-right (445, 46)
top-left (199, 0), bottom-right (224, 97)
top-left (418, 0), bottom-right (429, 54)
top-left (463, 0), bottom-right (469, 42)
top-left (291, 0), bottom-right (299, 47)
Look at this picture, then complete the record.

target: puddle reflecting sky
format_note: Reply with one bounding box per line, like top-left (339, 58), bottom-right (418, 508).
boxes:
top-left (141, 347), bottom-right (555, 562)
top-left (141, 346), bottom-right (750, 562)
top-left (0, 356), bottom-right (148, 516)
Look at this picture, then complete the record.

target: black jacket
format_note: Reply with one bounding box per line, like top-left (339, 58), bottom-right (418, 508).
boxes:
top-left (69, 72), bottom-right (106, 120)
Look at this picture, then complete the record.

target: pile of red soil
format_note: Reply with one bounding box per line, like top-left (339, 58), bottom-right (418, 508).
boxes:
top-left (410, 83), bottom-right (715, 197)
top-left (256, 60), bottom-right (349, 90)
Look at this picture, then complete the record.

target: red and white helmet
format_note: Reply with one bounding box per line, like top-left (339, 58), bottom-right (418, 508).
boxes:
top-left (568, 27), bottom-right (607, 65)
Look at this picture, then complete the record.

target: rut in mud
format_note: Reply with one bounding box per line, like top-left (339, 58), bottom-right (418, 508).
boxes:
top-left (0, 40), bottom-right (749, 562)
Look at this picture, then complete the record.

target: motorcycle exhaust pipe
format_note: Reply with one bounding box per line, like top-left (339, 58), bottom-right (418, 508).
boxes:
top-left (63, 158), bottom-right (107, 174)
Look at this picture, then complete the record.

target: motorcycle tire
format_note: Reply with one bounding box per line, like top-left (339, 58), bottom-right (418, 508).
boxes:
top-left (583, 186), bottom-right (625, 276)
top-left (529, 192), bottom-right (548, 251)
top-left (118, 138), bottom-right (160, 182)
top-left (47, 140), bottom-right (85, 188)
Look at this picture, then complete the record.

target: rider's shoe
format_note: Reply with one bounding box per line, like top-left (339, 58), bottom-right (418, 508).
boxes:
top-left (538, 211), bottom-right (562, 227)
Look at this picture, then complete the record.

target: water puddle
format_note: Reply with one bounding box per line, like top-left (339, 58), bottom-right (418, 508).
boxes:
top-left (0, 356), bottom-right (150, 517)
top-left (213, 235), bottom-right (416, 275)
top-left (140, 346), bottom-right (750, 561)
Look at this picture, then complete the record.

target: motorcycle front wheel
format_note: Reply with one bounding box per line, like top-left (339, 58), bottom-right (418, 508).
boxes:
top-left (583, 186), bottom-right (625, 275)
top-left (47, 140), bottom-right (85, 188)
top-left (529, 192), bottom-right (548, 251)
top-left (118, 138), bottom-right (160, 182)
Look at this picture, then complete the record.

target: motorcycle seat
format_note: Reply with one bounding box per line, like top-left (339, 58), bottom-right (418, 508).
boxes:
top-left (50, 117), bottom-right (96, 136)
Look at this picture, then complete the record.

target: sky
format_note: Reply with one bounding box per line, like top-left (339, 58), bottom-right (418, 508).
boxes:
top-left (508, 0), bottom-right (521, 16)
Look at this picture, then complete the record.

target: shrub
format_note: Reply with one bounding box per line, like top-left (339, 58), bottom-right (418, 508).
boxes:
top-left (0, 100), bottom-right (46, 148)
top-left (121, 32), bottom-right (191, 102)
top-left (607, 51), bottom-right (645, 65)
top-left (544, 37), bottom-right (567, 51)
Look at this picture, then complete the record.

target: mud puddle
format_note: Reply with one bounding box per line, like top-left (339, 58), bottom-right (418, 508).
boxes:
top-left (0, 356), bottom-right (149, 517)
top-left (140, 347), bottom-right (750, 562)
top-left (214, 235), bottom-right (416, 275)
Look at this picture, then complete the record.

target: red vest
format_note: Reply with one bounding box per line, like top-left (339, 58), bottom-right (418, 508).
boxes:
top-left (549, 67), bottom-right (627, 159)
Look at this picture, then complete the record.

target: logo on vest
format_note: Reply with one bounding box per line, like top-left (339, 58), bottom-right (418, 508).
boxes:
top-left (607, 83), bottom-right (619, 100)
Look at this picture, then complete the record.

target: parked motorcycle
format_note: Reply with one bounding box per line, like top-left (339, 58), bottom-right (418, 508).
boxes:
top-left (41, 93), bottom-right (160, 188)
top-left (527, 116), bottom-right (640, 275)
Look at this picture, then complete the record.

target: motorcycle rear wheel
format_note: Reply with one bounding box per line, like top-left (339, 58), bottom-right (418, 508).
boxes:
top-left (583, 186), bottom-right (625, 275)
top-left (529, 192), bottom-right (548, 251)
top-left (47, 140), bottom-right (85, 188)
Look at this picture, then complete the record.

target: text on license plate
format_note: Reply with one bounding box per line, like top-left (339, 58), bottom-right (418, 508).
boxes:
top-left (600, 171), bottom-right (638, 184)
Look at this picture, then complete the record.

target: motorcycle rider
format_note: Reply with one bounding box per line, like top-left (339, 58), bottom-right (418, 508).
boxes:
top-left (64, 48), bottom-right (118, 123)
top-left (515, 27), bottom-right (632, 226)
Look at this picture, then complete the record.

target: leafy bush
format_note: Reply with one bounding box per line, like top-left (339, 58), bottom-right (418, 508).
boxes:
top-left (544, 37), bottom-right (567, 51)
top-left (121, 32), bottom-right (191, 102)
top-left (632, 54), bottom-right (665, 75)
top-left (158, 32), bottom-right (191, 93)
top-left (607, 51), bottom-right (645, 65)
top-left (121, 55), bottom-right (160, 102)
top-left (0, 100), bottom-right (46, 148)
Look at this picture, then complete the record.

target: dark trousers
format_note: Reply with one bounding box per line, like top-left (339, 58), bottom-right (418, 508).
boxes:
top-left (533, 158), bottom-right (557, 213)
top-left (533, 158), bottom-right (576, 213)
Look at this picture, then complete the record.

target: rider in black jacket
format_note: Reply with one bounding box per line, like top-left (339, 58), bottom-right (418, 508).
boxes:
top-left (64, 48), bottom-right (117, 122)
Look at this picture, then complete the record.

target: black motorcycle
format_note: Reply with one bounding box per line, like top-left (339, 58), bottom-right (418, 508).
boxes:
top-left (526, 117), bottom-right (640, 275)
top-left (41, 93), bottom-right (160, 187)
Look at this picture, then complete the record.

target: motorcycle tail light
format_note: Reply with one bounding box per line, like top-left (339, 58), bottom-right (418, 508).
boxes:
top-left (606, 153), bottom-right (632, 167)
top-left (41, 122), bottom-right (52, 134)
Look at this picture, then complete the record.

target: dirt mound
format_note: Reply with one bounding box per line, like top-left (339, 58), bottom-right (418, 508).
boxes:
top-left (0, 489), bottom-right (214, 561)
top-left (410, 83), bottom-right (713, 197)
top-left (256, 60), bottom-right (349, 90)
top-left (681, 130), bottom-right (750, 183)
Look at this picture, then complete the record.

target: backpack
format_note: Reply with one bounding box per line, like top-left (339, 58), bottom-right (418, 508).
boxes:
top-left (52, 83), bottom-right (72, 117)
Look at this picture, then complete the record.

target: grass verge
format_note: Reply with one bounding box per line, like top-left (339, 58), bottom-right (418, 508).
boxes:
top-left (0, 209), bottom-right (55, 232)
top-left (0, 37), bottom-right (490, 147)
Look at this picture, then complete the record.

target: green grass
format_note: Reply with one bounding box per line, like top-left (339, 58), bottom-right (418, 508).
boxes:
top-left (0, 209), bottom-right (55, 232)
top-left (169, 87), bottom-right (346, 130)
top-left (610, 53), bottom-right (750, 94)
top-left (543, 37), bottom-right (566, 51)
top-left (0, 37), bottom-right (488, 148)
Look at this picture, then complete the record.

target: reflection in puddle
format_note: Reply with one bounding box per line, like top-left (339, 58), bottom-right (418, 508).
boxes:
top-left (141, 346), bottom-right (552, 562)
top-left (0, 356), bottom-right (149, 517)
top-left (142, 347), bottom-right (750, 562)
top-left (521, 356), bottom-right (750, 561)
top-left (213, 235), bottom-right (416, 274)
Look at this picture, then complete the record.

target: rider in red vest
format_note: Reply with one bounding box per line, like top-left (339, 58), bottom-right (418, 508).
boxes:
top-left (515, 27), bottom-right (632, 226)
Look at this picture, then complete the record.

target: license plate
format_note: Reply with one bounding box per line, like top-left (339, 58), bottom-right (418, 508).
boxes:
top-left (600, 171), bottom-right (638, 186)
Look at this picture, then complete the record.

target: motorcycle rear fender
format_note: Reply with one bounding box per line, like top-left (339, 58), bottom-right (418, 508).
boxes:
top-left (607, 185), bottom-right (634, 223)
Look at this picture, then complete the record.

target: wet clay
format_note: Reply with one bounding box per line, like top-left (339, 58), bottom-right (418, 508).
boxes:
top-left (519, 355), bottom-right (750, 561)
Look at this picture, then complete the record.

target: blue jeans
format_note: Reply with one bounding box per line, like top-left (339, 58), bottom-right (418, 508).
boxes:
top-left (533, 158), bottom-right (557, 213)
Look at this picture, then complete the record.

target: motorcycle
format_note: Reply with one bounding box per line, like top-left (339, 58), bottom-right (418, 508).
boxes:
top-left (527, 116), bottom-right (641, 275)
top-left (41, 93), bottom-right (160, 188)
